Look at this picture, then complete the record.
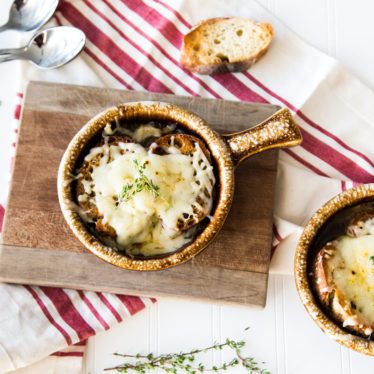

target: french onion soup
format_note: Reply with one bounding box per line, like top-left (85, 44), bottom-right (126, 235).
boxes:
top-left (310, 203), bottom-right (374, 339)
top-left (73, 119), bottom-right (216, 258)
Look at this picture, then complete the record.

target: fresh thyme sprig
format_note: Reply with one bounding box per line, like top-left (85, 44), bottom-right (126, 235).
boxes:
top-left (119, 159), bottom-right (171, 208)
top-left (104, 338), bottom-right (269, 374)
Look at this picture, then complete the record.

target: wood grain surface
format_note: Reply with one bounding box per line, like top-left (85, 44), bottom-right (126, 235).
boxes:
top-left (0, 81), bottom-right (280, 307)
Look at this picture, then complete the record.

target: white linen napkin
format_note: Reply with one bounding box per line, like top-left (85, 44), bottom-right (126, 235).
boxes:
top-left (1, 0), bottom-right (374, 372)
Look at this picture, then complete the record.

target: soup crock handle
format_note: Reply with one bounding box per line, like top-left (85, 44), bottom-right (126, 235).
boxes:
top-left (223, 108), bottom-right (302, 166)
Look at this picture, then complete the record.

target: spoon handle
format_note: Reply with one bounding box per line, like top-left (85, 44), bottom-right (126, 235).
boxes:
top-left (0, 47), bottom-right (27, 63)
top-left (0, 54), bottom-right (19, 63)
top-left (0, 47), bottom-right (25, 56)
top-left (0, 24), bottom-right (10, 33)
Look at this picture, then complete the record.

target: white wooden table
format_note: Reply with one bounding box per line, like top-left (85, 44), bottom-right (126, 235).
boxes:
top-left (1, 0), bottom-right (373, 373)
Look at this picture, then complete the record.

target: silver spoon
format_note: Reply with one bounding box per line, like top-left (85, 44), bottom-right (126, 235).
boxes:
top-left (0, 26), bottom-right (86, 69)
top-left (0, 0), bottom-right (59, 33)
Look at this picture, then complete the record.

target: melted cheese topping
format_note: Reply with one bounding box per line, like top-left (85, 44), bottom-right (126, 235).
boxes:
top-left (103, 121), bottom-right (175, 142)
top-left (78, 141), bottom-right (215, 256)
top-left (328, 232), bottom-right (374, 332)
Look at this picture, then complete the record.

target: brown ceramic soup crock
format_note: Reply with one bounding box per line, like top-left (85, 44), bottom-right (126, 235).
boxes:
top-left (58, 102), bottom-right (302, 270)
top-left (295, 184), bottom-right (374, 356)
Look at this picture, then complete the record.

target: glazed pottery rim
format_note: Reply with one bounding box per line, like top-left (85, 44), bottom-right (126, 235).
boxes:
top-left (57, 101), bottom-right (234, 271)
top-left (295, 183), bottom-right (374, 356)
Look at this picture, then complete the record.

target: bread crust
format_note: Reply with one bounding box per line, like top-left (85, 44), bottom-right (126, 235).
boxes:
top-left (346, 209), bottom-right (374, 238)
top-left (150, 133), bottom-right (211, 162)
top-left (180, 17), bottom-right (273, 75)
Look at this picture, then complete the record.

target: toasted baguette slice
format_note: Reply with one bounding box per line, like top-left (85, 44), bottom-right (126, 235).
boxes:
top-left (150, 134), bottom-right (214, 231)
top-left (150, 133), bottom-right (211, 162)
top-left (76, 136), bottom-right (132, 239)
top-left (313, 244), bottom-right (374, 338)
top-left (313, 216), bottom-right (374, 338)
top-left (346, 210), bottom-right (374, 238)
top-left (180, 17), bottom-right (273, 75)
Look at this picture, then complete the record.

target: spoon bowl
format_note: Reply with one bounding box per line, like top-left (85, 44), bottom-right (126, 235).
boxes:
top-left (0, 0), bottom-right (59, 33)
top-left (26, 26), bottom-right (86, 68)
top-left (0, 26), bottom-right (86, 69)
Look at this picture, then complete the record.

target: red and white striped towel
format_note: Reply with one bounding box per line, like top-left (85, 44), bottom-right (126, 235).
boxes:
top-left (1, 0), bottom-right (374, 372)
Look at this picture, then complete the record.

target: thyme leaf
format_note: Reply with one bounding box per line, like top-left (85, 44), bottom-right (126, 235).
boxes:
top-left (119, 159), bottom-right (172, 209)
top-left (104, 337), bottom-right (269, 374)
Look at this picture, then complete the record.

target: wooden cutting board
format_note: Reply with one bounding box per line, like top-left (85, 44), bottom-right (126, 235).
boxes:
top-left (0, 81), bottom-right (280, 308)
